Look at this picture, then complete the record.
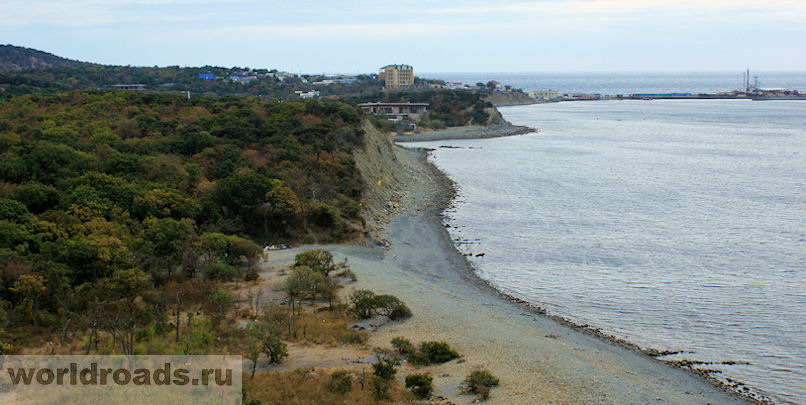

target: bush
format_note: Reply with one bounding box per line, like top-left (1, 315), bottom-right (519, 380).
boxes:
top-left (405, 373), bottom-right (433, 399)
top-left (370, 375), bottom-right (390, 400)
top-left (372, 358), bottom-right (398, 381)
top-left (348, 290), bottom-right (411, 320)
top-left (335, 268), bottom-right (357, 281)
top-left (310, 203), bottom-right (341, 228)
top-left (326, 370), bottom-right (352, 395)
top-left (375, 294), bottom-right (412, 320)
top-left (409, 341), bottom-right (460, 366)
top-left (229, 237), bottom-right (262, 262)
top-left (465, 369), bottom-right (499, 399)
top-left (391, 337), bottom-right (414, 356)
top-left (202, 262), bottom-right (236, 281)
top-left (244, 267), bottom-right (259, 282)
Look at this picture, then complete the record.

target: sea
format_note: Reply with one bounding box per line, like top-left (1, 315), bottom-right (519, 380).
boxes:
top-left (420, 71), bottom-right (806, 95)
top-left (406, 72), bottom-right (806, 404)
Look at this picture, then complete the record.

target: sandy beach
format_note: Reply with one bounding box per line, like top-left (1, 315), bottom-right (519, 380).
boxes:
top-left (260, 131), bottom-right (754, 404)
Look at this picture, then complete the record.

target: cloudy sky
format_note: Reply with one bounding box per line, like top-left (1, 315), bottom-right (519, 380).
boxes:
top-left (2, 0), bottom-right (804, 73)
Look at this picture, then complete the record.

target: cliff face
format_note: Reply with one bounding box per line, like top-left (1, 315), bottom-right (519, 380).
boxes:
top-left (352, 119), bottom-right (455, 244)
top-left (352, 120), bottom-right (414, 240)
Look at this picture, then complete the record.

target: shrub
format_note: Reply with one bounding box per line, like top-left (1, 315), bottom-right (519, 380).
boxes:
top-left (244, 267), bottom-right (259, 282)
top-left (349, 290), bottom-right (411, 320)
top-left (370, 375), bottom-right (390, 400)
top-left (229, 237), bottom-right (262, 262)
top-left (310, 203), bottom-right (341, 228)
top-left (335, 195), bottom-right (360, 219)
top-left (326, 370), bottom-right (352, 395)
top-left (202, 262), bottom-right (236, 281)
top-left (409, 341), bottom-right (459, 366)
top-left (391, 337), bottom-right (414, 356)
top-left (335, 268), bottom-right (357, 281)
top-left (405, 373), bottom-right (433, 399)
top-left (372, 357), bottom-right (398, 381)
top-left (374, 294), bottom-right (412, 320)
top-left (465, 369), bottom-right (499, 400)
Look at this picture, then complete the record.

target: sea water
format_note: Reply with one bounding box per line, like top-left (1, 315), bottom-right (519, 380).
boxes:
top-left (407, 99), bottom-right (806, 404)
top-left (421, 71), bottom-right (806, 94)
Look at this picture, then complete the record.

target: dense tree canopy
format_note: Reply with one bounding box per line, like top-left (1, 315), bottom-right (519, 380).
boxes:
top-left (0, 90), bottom-right (367, 348)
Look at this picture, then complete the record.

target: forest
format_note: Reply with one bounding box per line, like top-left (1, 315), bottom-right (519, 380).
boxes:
top-left (0, 90), bottom-right (367, 351)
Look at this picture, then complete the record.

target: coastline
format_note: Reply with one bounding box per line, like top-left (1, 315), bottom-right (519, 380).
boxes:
top-left (417, 148), bottom-right (769, 403)
top-left (267, 134), bottom-right (757, 404)
top-left (394, 147), bottom-right (763, 404)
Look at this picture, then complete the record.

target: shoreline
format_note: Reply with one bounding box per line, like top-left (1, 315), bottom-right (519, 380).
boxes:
top-left (266, 127), bottom-right (759, 403)
top-left (362, 137), bottom-right (758, 403)
top-left (408, 147), bottom-right (767, 404)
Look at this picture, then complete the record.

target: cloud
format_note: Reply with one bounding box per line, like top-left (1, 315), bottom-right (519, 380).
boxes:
top-left (0, 0), bottom-right (250, 28)
top-left (201, 22), bottom-right (497, 39)
top-left (426, 0), bottom-right (806, 21)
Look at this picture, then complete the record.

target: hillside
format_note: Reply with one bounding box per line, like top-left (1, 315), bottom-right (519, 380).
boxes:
top-left (0, 44), bottom-right (90, 70)
top-left (485, 89), bottom-right (537, 106)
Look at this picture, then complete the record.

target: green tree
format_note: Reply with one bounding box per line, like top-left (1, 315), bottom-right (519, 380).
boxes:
top-left (283, 266), bottom-right (323, 308)
top-left (0, 198), bottom-right (32, 223)
top-left (213, 170), bottom-right (272, 218)
top-left (206, 289), bottom-right (233, 325)
top-left (245, 322), bottom-right (269, 378)
top-left (262, 332), bottom-right (288, 364)
top-left (141, 217), bottom-right (193, 277)
top-left (109, 268), bottom-right (151, 357)
top-left (293, 249), bottom-right (336, 276)
top-left (11, 183), bottom-right (61, 214)
top-left (262, 185), bottom-right (302, 234)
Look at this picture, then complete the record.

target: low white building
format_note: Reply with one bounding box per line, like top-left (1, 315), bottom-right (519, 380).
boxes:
top-left (528, 90), bottom-right (559, 100)
top-left (294, 90), bottom-right (320, 99)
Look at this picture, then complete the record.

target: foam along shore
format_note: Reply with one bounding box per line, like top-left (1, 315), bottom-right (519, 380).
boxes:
top-left (392, 122), bottom-right (535, 142)
top-left (265, 135), bottom-right (753, 404)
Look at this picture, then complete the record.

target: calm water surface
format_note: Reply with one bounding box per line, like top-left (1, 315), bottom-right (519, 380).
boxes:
top-left (408, 99), bottom-right (806, 404)
top-left (420, 71), bottom-right (806, 94)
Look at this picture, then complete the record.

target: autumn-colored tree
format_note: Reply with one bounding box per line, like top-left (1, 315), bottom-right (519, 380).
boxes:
top-left (10, 274), bottom-right (47, 327)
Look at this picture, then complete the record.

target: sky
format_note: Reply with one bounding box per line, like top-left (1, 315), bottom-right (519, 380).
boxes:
top-left (2, 0), bottom-right (805, 73)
